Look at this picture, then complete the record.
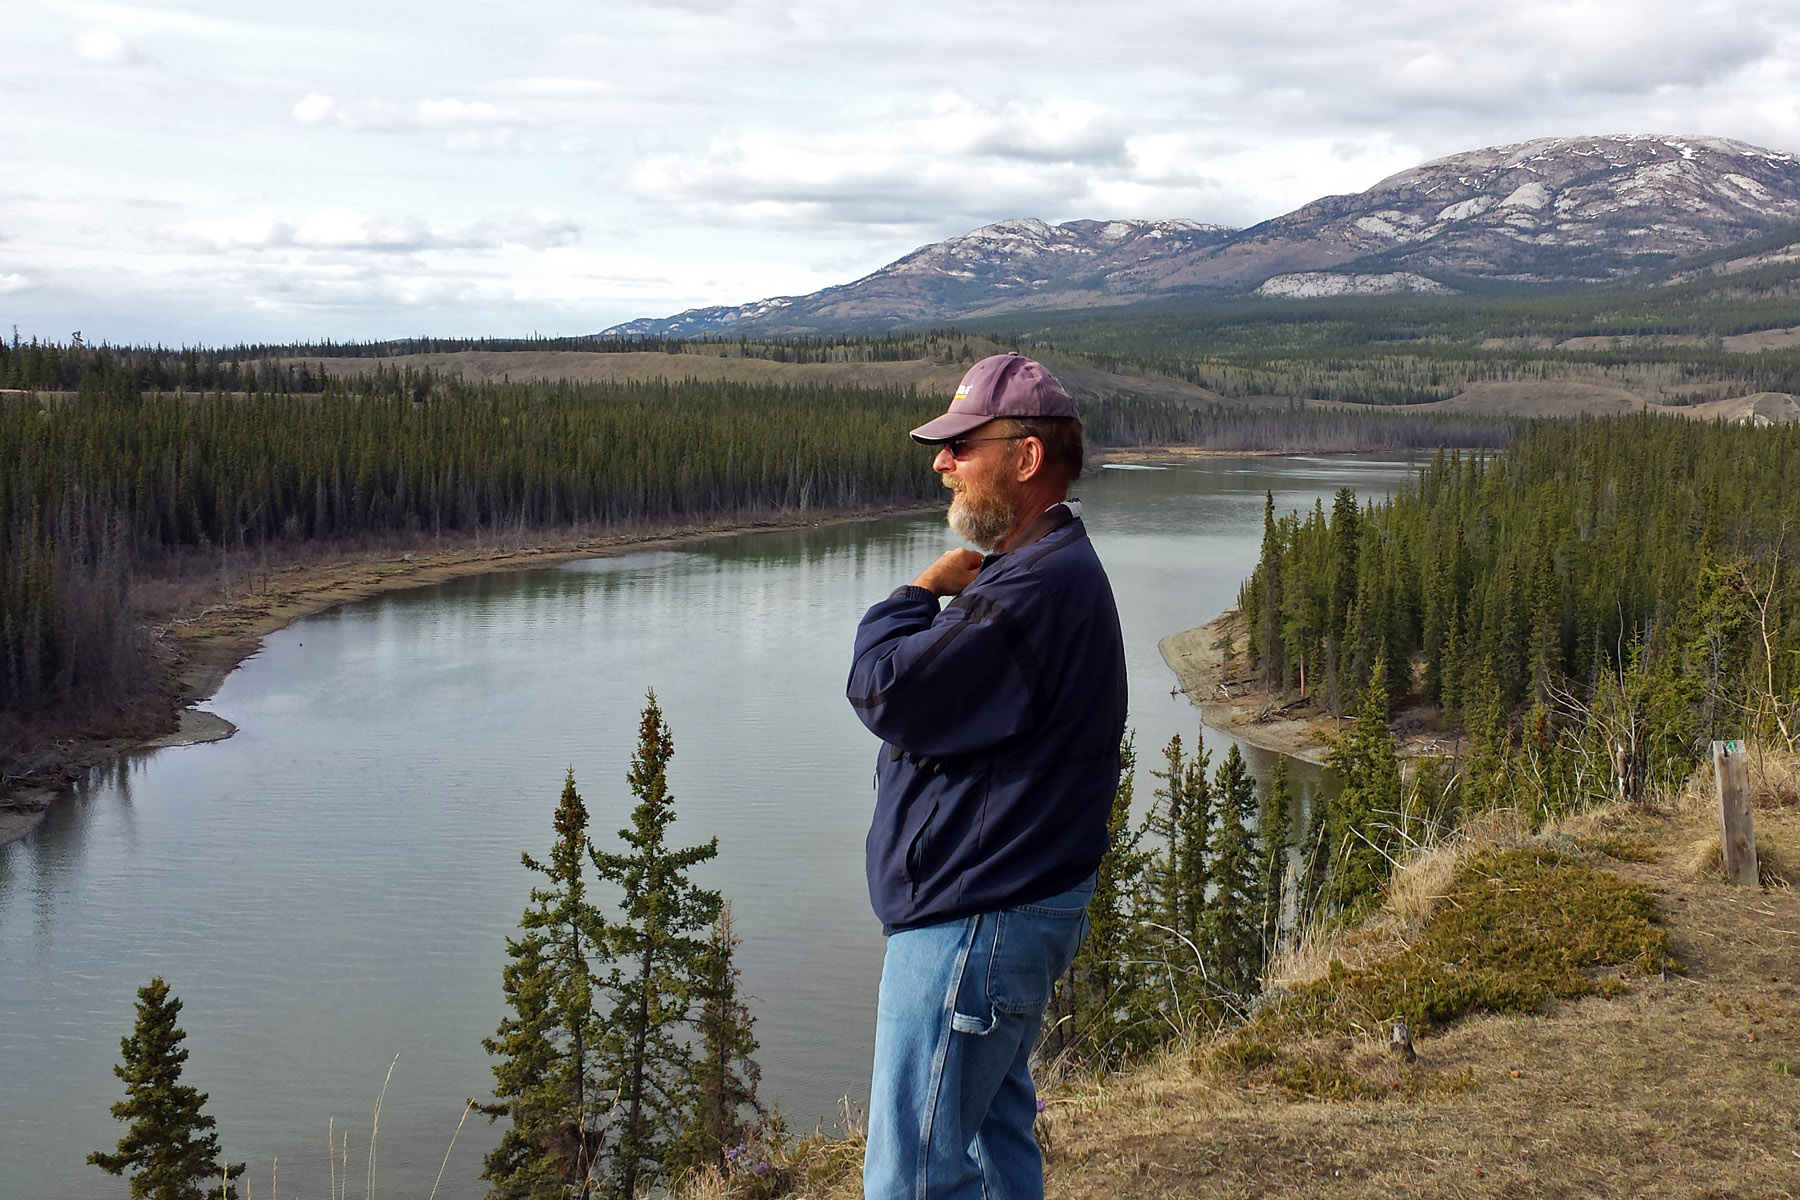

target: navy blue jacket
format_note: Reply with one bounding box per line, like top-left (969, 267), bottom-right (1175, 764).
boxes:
top-left (846, 504), bottom-right (1128, 933)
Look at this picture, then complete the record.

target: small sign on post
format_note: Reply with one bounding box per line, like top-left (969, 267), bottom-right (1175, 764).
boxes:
top-left (1711, 740), bottom-right (1758, 887)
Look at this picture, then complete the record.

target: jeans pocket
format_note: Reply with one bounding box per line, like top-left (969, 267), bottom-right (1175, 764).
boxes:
top-left (986, 899), bottom-right (1090, 1016)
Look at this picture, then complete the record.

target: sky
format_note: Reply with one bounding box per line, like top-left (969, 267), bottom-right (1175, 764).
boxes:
top-left (4, 0), bottom-right (1799, 345)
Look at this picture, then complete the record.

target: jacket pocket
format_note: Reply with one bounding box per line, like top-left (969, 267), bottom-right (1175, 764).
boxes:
top-left (903, 800), bottom-right (939, 897)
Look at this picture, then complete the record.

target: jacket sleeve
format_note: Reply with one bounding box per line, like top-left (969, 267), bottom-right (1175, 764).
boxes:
top-left (845, 574), bottom-right (1051, 758)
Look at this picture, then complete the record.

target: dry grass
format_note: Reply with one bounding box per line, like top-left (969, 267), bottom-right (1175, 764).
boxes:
top-left (1268, 807), bottom-right (1535, 989)
top-left (692, 752), bottom-right (1800, 1200)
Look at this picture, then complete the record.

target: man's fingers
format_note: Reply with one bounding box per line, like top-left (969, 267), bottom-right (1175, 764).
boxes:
top-left (912, 548), bottom-right (983, 596)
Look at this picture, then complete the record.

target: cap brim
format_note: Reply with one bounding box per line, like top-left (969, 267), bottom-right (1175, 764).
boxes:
top-left (909, 411), bottom-right (995, 444)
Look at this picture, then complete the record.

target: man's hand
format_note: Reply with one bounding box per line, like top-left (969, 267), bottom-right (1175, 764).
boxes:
top-left (912, 548), bottom-right (983, 597)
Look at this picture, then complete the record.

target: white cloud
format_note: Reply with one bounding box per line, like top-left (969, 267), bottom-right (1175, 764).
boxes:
top-left (0, 273), bottom-right (33, 293)
top-left (71, 30), bottom-right (139, 64)
top-left (12, 0), bottom-right (1800, 341)
top-left (158, 208), bottom-right (581, 253)
top-left (289, 92), bottom-right (522, 133)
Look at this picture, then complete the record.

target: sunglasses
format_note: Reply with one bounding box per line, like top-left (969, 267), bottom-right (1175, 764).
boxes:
top-left (943, 434), bottom-right (1025, 459)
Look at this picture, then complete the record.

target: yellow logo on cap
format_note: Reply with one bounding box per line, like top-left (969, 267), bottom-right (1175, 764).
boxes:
top-left (954, 385), bottom-right (971, 401)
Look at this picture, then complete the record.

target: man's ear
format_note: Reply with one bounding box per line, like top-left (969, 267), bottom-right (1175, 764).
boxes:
top-left (1015, 436), bottom-right (1047, 482)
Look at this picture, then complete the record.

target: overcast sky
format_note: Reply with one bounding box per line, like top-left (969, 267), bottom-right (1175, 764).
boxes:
top-left (4, 0), bottom-right (1798, 344)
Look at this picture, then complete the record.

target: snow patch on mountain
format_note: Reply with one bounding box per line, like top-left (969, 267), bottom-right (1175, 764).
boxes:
top-left (1255, 272), bottom-right (1456, 298)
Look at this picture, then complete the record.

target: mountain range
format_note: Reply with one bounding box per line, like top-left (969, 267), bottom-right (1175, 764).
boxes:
top-left (603, 134), bottom-right (1800, 337)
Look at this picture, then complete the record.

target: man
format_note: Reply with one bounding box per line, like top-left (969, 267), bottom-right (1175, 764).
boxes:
top-left (846, 353), bottom-right (1129, 1200)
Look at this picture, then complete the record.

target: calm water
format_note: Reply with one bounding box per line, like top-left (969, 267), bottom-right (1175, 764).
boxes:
top-left (0, 455), bottom-right (1418, 1199)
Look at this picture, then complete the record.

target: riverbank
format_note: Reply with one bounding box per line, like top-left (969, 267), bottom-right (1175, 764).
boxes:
top-left (0, 502), bottom-right (936, 846)
top-left (1159, 609), bottom-right (1340, 765)
top-left (1159, 607), bottom-right (1459, 767)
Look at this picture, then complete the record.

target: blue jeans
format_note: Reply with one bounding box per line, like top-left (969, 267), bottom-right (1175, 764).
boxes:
top-left (864, 876), bottom-right (1095, 1200)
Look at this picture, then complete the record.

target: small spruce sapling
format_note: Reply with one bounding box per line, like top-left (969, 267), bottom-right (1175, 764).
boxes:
top-left (680, 901), bottom-right (763, 1171)
top-left (1257, 755), bottom-right (1293, 962)
top-left (590, 692), bottom-right (723, 1200)
top-left (481, 769), bottom-right (608, 1200)
top-left (1205, 744), bottom-right (1263, 999)
top-left (90, 977), bottom-right (245, 1200)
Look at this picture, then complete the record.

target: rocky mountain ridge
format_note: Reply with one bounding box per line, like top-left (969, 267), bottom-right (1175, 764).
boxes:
top-left (605, 134), bottom-right (1800, 337)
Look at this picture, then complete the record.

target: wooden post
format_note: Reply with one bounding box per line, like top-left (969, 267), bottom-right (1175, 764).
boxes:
top-left (1712, 740), bottom-right (1758, 887)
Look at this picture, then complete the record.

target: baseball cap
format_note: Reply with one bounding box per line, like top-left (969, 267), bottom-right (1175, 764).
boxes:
top-left (910, 353), bottom-right (1078, 443)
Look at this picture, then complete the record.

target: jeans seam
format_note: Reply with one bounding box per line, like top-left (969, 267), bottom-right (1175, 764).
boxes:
top-left (918, 914), bottom-right (979, 1198)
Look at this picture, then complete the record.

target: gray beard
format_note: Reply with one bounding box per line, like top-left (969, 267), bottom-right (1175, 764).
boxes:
top-left (947, 488), bottom-right (1018, 552)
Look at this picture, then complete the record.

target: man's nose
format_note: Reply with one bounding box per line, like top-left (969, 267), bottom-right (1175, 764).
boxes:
top-left (932, 446), bottom-right (956, 473)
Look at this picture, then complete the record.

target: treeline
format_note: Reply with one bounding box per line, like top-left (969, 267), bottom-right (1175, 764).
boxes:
top-left (1048, 737), bottom-right (1286, 1068)
top-left (0, 368), bottom-right (942, 725)
top-left (1081, 396), bottom-right (1514, 452)
top-left (1049, 335), bottom-right (1800, 407)
top-left (0, 330), bottom-right (998, 393)
top-left (1, 336), bottom-right (1515, 728)
top-left (1241, 414), bottom-right (1800, 813)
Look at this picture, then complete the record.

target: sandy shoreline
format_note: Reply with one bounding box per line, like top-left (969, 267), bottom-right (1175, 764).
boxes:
top-left (1158, 609), bottom-right (1340, 765)
top-left (0, 502), bottom-right (936, 847)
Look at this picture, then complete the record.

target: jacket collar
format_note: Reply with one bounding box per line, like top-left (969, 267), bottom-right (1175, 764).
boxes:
top-left (991, 500), bottom-right (1078, 559)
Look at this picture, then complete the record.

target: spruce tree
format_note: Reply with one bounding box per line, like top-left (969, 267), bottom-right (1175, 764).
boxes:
top-left (1205, 745), bottom-right (1263, 998)
top-left (1050, 733), bottom-right (1152, 1067)
top-left (679, 902), bottom-right (762, 1172)
top-left (1296, 787), bottom-right (1330, 929)
top-left (1463, 656), bottom-right (1512, 815)
top-left (1257, 755), bottom-right (1293, 962)
top-left (590, 692), bottom-right (723, 1200)
top-left (1323, 659), bottom-right (1403, 915)
top-left (1140, 733), bottom-right (1213, 1021)
top-left (89, 977), bottom-right (244, 1200)
top-left (1253, 492), bottom-right (1285, 685)
top-left (482, 770), bottom-right (607, 1199)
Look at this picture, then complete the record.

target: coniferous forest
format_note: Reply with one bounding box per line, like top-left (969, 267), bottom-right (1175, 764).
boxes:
top-left (1242, 413), bottom-right (1800, 824)
top-left (0, 360), bottom-right (942, 726)
top-left (0, 338), bottom-right (1510, 739)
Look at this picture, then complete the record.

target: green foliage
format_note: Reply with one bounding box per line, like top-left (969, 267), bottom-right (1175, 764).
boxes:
top-left (678, 903), bottom-right (764, 1174)
top-left (1047, 731), bottom-right (1303, 1068)
top-left (1206, 745), bottom-right (1263, 995)
top-left (481, 770), bottom-right (607, 1199)
top-left (1257, 755), bottom-right (1293, 961)
top-left (483, 697), bottom-right (756, 1199)
top-left (589, 692), bottom-right (726, 1199)
top-left (1322, 661), bottom-right (1403, 916)
top-left (1284, 850), bottom-right (1671, 1034)
top-left (1245, 416), bottom-right (1800, 820)
top-left (89, 977), bottom-right (244, 1200)
top-left (1141, 734), bottom-right (1212, 1004)
top-left (1045, 735), bottom-right (1160, 1068)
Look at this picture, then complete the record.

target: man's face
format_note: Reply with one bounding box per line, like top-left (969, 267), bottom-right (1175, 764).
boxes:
top-left (933, 426), bottom-right (1021, 552)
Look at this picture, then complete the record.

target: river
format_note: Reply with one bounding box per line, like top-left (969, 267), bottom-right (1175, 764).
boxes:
top-left (0, 454), bottom-right (1419, 1199)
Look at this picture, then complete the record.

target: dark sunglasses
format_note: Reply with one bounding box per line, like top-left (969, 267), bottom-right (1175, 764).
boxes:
top-left (943, 434), bottom-right (1025, 459)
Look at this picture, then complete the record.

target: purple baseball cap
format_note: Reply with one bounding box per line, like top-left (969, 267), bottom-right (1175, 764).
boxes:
top-left (910, 353), bottom-right (1078, 443)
